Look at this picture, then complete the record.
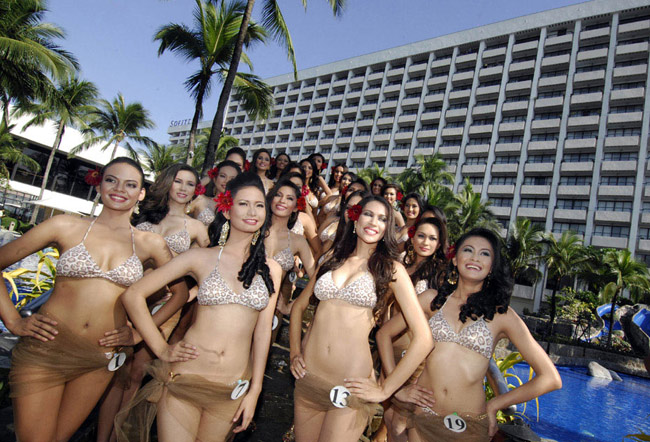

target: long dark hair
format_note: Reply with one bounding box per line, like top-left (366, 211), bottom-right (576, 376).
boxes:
top-left (404, 217), bottom-right (448, 291)
top-left (318, 195), bottom-right (400, 317)
top-left (102, 157), bottom-right (145, 188)
top-left (266, 177), bottom-right (301, 229)
top-left (250, 148), bottom-right (272, 178)
top-left (328, 163), bottom-right (348, 188)
top-left (402, 193), bottom-right (425, 219)
top-left (132, 163), bottom-right (198, 225)
top-left (208, 172), bottom-right (274, 293)
top-left (333, 189), bottom-right (371, 244)
top-left (431, 228), bottom-right (513, 322)
top-left (269, 152), bottom-right (290, 179)
top-left (204, 160), bottom-right (241, 197)
top-left (300, 158), bottom-right (319, 193)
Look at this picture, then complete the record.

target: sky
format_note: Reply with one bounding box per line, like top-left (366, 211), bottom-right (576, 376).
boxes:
top-left (46, 0), bottom-right (587, 145)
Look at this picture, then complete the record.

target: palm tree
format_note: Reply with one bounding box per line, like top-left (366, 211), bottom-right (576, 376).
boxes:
top-left (600, 249), bottom-right (650, 347)
top-left (202, 0), bottom-right (345, 175)
top-left (70, 93), bottom-right (156, 160)
top-left (506, 218), bottom-right (545, 285)
top-left (542, 230), bottom-right (587, 344)
top-left (154, 0), bottom-right (270, 164)
top-left (397, 153), bottom-right (454, 195)
top-left (139, 143), bottom-right (185, 176)
top-left (447, 180), bottom-right (498, 240)
top-left (15, 77), bottom-right (98, 223)
top-left (357, 163), bottom-right (389, 184)
top-left (0, 120), bottom-right (40, 184)
top-left (0, 0), bottom-right (78, 124)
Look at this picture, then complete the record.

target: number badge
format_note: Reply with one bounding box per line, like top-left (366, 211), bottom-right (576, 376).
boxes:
top-left (108, 352), bottom-right (127, 372)
top-left (329, 385), bottom-right (351, 408)
top-left (231, 380), bottom-right (250, 400)
top-left (272, 315), bottom-right (279, 331)
top-left (289, 271), bottom-right (297, 283)
top-left (443, 414), bottom-right (467, 433)
top-left (151, 303), bottom-right (163, 315)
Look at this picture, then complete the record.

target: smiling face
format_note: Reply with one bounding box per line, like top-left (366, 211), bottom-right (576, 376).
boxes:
top-left (276, 154), bottom-right (290, 171)
top-left (300, 161), bottom-right (313, 178)
top-left (341, 173), bottom-right (353, 189)
top-left (99, 162), bottom-right (145, 210)
top-left (383, 187), bottom-right (397, 204)
top-left (404, 197), bottom-right (420, 220)
top-left (272, 185), bottom-right (298, 217)
top-left (453, 235), bottom-right (494, 284)
top-left (412, 222), bottom-right (439, 258)
top-left (256, 152), bottom-right (271, 171)
top-left (214, 165), bottom-right (239, 194)
top-left (312, 156), bottom-right (324, 171)
top-left (355, 200), bottom-right (388, 244)
top-left (333, 166), bottom-right (345, 183)
top-left (169, 170), bottom-right (197, 204)
top-left (371, 180), bottom-right (384, 196)
top-left (225, 186), bottom-right (266, 233)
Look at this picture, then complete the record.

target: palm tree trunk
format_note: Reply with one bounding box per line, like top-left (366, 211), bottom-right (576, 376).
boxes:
top-left (202, 0), bottom-right (255, 176)
top-left (606, 288), bottom-right (620, 348)
top-left (1, 97), bottom-right (9, 126)
top-left (186, 84), bottom-right (207, 165)
top-left (110, 140), bottom-right (120, 160)
top-left (29, 122), bottom-right (65, 224)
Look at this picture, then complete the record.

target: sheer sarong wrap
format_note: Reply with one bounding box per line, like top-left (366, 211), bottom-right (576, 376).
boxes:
top-left (115, 360), bottom-right (250, 442)
top-left (407, 408), bottom-right (490, 441)
top-left (9, 311), bottom-right (132, 397)
top-left (294, 371), bottom-right (382, 430)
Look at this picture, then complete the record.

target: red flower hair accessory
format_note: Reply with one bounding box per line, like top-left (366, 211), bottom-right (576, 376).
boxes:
top-left (244, 160), bottom-right (251, 172)
top-left (296, 196), bottom-right (307, 211)
top-left (445, 244), bottom-right (456, 260)
top-left (331, 165), bottom-right (337, 173)
top-left (207, 167), bottom-right (219, 179)
top-left (347, 204), bottom-right (362, 221)
top-left (396, 191), bottom-right (403, 201)
top-left (194, 183), bottom-right (206, 196)
top-left (321, 163), bottom-right (327, 171)
top-left (407, 225), bottom-right (417, 239)
top-left (84, 168), bottom-right (102, 186)
top-left (341, 185), bottom-right (349, 197)
top-left (301, 185), bottom-right (309, 197)
top-left (214, 191), bottom-right (233, 213)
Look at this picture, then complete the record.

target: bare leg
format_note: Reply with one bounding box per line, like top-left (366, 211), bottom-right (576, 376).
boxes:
top-left (96, 374), bottom-right (125, 442)
top-left (384, 407), bottom-right (408, 442)
top-left (294, 401), bottom-right (326, 442)
top-left (13, 385), bottom-right (64, 442)
top-left (407, 427), bottom-right (424, 442)
top-left (196, 408), bottom-right (238, 442)
top-left (157, 389), bottom-right (200, 442)
top-left (319, 407), bottom-right (367, 442)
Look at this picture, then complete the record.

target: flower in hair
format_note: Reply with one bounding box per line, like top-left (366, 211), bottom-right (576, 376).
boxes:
top-left (214, 191), bottom-right (233, 212)
top-left (84, 168), bottom-right (102, 186)
top-left (321, 162), bottom-right (327, 171)
top-left (396, 191), bottom-right (403, 201)
top-left (208, 167), bottom-right (219, 179)
top-left (194, 183), bottom-right (206, 196)
top-left (347, 204), bottom-right (362, 221)
top-left (301, 185), bottom-right (310, 197)
top-left (445, 244), bottom-right (456, 260)
top-left (331, 165), bottom-right (337, 173)
top-left (407, 225), bottom-right (416, 239)
top-left (296, 196), bottom-right (307, 211)
top-left (244, 160), bottom-right (251, 172)
top-left (271, 157), bottom-right (276, 166)
top-left (341, 185), bottom-right (349, 197)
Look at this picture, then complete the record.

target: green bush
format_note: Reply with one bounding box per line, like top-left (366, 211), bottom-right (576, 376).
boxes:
top-left (1, 216), bottom-right (33, 233)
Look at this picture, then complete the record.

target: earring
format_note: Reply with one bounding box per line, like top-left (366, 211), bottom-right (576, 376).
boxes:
top-left (353, 223), bottom-right (356, 234)
top-left (447, 266), bottom-right (459, 285)
top-left (251, 229), bottom-right (260, 246)
top-left (184, 203), bottom-right (191, 215)
top-left (406, 246), bottom-right (415, 263)
top-left (218, 221), bottom-right (230, 247)
top-left (133, 202), bottom-right (140, 215)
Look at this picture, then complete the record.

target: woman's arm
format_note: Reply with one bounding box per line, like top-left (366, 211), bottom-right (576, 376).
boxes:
top-left (189, 219), bottom-right (210, 248)
top-left (346, 263), bottom-right (433, 401)
top-left (299, 213), bottom-right (322, 257)
top-left (315, 176), bottom-right (332, 198)
top-left (294, 234), bottom-right (316, 278)
top-left (189, 195), bottom-right (208, 218)
top-left (394, 210), bottom-right (405, 228)
top-left (485, 308), bottom-right (562, 435)
top-left (232, 259), bottom-right (282, 433)
top-left (289, 271), bottom-right (319, 379)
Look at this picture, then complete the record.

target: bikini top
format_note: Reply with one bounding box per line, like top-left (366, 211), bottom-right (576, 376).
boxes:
top-left (291, 218), bottom-right (304, 236)
top-left (197, 248), bottom-right (269, 310)
top-left (314, 270), bottom-right (377, 309)
top-left (415, 279), bottom-right (428, 295)
top-left (197, 206), bottom-right (216, 226)
top-left (429, 297), bottom-right (494, 359)
top-left (56, 219), bottom-right (144, 287)
top-left (136, 218), bottom-right (191, 254)
top-left (323, 199), bottom-right (340, 214)
top-left (307, 193), bottom-right (319, 208)
top-left (272, 230), bottom-right (293, 272)
top-left (319, 221), bottom-right (338, 242)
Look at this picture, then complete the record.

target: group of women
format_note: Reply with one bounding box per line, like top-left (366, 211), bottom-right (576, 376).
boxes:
top-left (0, 148), bottom-right (561, 442)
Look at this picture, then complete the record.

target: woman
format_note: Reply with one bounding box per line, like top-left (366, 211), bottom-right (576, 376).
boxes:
top-left (98, 163), bottom-right (210, 442)
top-left (266, 178), bottom-right (316, 316)
top-left (370, 177), bottom-right (387, 196)
top-left (116, 173), bottom-right (282, 441)
top-left (382, 216), bottom-right (447, 442)
top-left (317, 164), bottom-right (348, 226)
top-left (383, 183), bottom-right (405, 228)
top-left (317, 190), bottom-right (369, 260)
top-left (377, 228), bottom-right (562, 441)
top-left (289, 195), bottom-right (433, 442)
top-left (0, 158), bottom-right (188, 441)
top-left (191, 160), bottom-right (241, 226)
top-left (270, 152), bottom-right (291, 182)
top-left (300, 158), bottom-right (331, 216)
top-left (308, 152), bottom-right (327, 175)
top-left (285, 171), bottom-right (321, 256)
top-left (250, 148), bottom-right (274, 194)
top-left (396, 193), bottom-right (425, 245)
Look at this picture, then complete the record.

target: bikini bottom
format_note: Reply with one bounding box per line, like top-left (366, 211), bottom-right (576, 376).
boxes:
top-left (407, 407), bottom-right (490, 442)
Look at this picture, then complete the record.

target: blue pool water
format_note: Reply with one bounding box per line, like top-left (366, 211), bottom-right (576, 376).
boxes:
top-left (510, 364), bottom-right (650, 442)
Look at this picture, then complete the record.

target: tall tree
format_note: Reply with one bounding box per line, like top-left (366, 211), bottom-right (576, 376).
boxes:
top-left (357, 163), bottom-right (389, 184)
top-left (202, 0), bottom-right (345, 175)
top-left (447, 180), bottom-right (499, 240)
top-left (397, 153), bottom-right (454, 195)
top-left (139, 143), bottom-right (185, 176)
top-left (506, 217), bottom-right (545, 285)
top-left (0, 120), bottom-right (40, 184)
top-left (16, 77), bottom-right (98, 223)
top-left (154, 0), bottom-right (270, 164)
top-left (600, 249), bottom-right (650, 347)
top-left (70, 93), bottom-right (156, 160)
top-left (191, 127), bottom-right (239, 169)
top-left (0, 0), bottom-right (78, 124)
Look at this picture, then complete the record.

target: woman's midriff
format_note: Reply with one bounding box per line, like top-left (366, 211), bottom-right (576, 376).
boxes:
top-left (304, 300), bottom-right (375, 381)
top-left (171, 304), bottom-right (259, 382)
top-left (39, 278), bottom-right (128, 346)
top-left (417, 344), bottom-right (490, 414)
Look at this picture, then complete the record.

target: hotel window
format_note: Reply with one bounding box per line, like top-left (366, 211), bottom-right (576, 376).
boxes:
top-left (597, 200), bottom-right (633, 212)
top-left (491, 197), bottom-right (513, 207)
top-left (520, 198), bottom-right (548, 208)
top-left (491, 176), bottom-right (516, 185)
top-left (523, 176), bottom-right (551, 185)
top-left (527, 154), bottom-right (554, 163)
top-left (552, 222), bottom-right (586, 234)
top-left (600, 176), bottom-right (635, 186)
top-left (603, 152), bottom-right (637, 161)
top-left (493, 155), bottom-right (519, 164)
top-left (563, 153), bottom-right (594, 162)
top-left (593, 225), bottom-right (630, 238)
top-left (560, 176), bottom-right (591, 185)
top-left (556, 199), bottom-right (589, 210)
top-left (464, 157), bottom-right (487, 165)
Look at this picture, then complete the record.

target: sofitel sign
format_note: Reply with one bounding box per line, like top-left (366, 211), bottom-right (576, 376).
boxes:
top-left (169, 119), bottom-right (192, 127)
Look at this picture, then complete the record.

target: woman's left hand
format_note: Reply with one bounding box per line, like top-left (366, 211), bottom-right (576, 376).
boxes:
top-left (232, 393), bottom-right (258, 433)
top-left (344, 377), bottom-right (387, 403)
top-left (486, 399), bottom-right (499, 437)
top-left (99, 323), bottom-right (138, 347)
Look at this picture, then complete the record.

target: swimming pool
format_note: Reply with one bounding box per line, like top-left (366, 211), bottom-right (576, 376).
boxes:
top-left (510, 364), bottom-right (650, 442)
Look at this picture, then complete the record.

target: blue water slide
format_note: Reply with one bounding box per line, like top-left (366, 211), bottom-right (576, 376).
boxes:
top-left (597, 303), bottom-right (622, 334)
